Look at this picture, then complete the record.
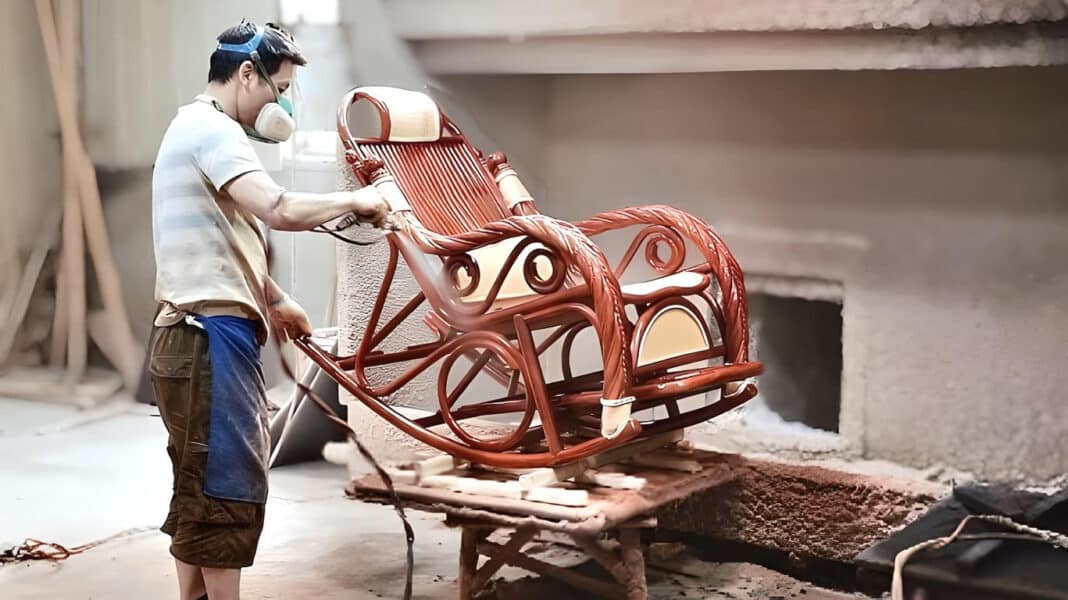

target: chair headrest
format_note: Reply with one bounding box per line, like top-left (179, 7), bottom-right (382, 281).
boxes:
top-left (353, 86), bottom-right (443, 142)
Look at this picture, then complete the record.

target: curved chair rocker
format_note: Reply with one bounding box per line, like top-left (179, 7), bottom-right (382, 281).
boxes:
top-left (295, 86), bottom-right (763, 469)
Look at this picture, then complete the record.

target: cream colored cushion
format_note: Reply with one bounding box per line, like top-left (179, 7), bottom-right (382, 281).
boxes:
top-left (620, 271), bottom-right (706, 297)
top-left (355, 86), bottom-right (442, 142)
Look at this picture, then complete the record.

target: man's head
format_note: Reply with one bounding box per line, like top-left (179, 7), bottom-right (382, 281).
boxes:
top-left (208, 20), bottom-right (307, 135)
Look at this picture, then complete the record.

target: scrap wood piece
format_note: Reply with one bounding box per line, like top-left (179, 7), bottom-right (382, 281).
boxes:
top-left (416, 473), bottom-right (590, 507)
top-left (491, 430), bottom-right (685, 490)
top-left (628, 451), bottom-right (702, 473)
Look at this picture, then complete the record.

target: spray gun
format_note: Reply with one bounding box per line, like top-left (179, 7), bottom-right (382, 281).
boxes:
top-left (313, 209), bottom-right (400, 245)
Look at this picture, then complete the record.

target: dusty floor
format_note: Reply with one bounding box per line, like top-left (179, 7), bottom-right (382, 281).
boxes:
top-left (0, 396), bottom-right (868, 599)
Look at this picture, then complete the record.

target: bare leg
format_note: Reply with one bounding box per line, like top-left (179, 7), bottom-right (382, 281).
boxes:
top-left (175, 558), bottom-right (207, 600)
top-left (203, 567), bottom-right (242, 600)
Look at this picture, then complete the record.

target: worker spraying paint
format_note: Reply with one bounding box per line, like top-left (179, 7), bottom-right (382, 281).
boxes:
top-left (148, 20), bottom-right (389, 600)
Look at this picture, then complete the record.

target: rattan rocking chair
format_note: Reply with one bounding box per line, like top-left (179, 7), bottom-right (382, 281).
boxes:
top-left (294, 86), bottom-right (763, 469)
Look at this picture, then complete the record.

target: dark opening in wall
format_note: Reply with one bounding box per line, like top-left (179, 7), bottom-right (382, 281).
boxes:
top-left (746, 276), bottom-right (843, 433)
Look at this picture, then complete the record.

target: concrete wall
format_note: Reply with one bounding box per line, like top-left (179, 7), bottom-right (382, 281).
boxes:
top-left (337, 67), bottom-right (1068, 481)
top-left (83, 0), bottom-right (280, 169)
top-left (536, 67), bottom-right (1068, 482)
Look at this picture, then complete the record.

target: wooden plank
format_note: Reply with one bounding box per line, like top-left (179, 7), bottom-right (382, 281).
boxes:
top-left (523, 487), bottom-right (589, 507)
top-left (53, 0), bottom-right (86, 379)
top-left (414, 454), bottom-right (465, 481)
top-left (421, 474), bottom-right (523, 500)
top-left (577, 469), bottom-right (646, 490)
top-left (629, 452), bottom-right (702, 473)
top-left (489, 430), bottom-right (683, 488)
top-left (517, 467), bottom-right (558, 491)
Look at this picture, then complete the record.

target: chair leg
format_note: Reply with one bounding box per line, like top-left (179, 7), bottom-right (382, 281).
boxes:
top-left (513, 316), bottom-right (563, 454)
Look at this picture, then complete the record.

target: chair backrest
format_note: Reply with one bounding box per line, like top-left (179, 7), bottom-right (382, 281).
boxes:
top-left (337, 86), bottom-right (511, 236)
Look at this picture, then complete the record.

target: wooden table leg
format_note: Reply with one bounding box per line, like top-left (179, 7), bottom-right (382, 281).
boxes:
top-left (458, 526), bottom-right (485, 599)
top-left (620, 528), bottom-right (647, 600)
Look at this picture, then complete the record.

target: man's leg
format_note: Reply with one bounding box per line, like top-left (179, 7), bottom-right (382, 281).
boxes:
top-left (175, 558), bottom-right (207, 600)
top-left (203, 567), bottom-right (242, 600)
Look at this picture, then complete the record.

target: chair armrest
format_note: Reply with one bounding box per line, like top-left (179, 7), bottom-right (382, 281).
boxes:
top-left (576, 205), bottom-right (751, 365)
top-left (404, 215), bottom-right (636, 403)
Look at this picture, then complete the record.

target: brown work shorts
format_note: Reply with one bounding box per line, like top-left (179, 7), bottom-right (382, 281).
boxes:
top-left (149, 322), bottom-right (266, 569)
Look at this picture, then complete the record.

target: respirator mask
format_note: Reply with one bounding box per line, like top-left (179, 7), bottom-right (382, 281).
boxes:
top-left (217, 27), bottom-right (295, 144)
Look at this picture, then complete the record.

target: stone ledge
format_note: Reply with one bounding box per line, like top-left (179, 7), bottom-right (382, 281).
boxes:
top-left (656, 452), bottom-right (946, 562)
top-left (411, 24), bottom-right (1068, 74)
top-left (387, 0), bottom-right (1068, 39)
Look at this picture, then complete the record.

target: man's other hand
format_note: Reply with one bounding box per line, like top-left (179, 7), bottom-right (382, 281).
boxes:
top-left (269, 296), bottom-right (313, 343)
top-left (350, 187), bottom-right (392, 229)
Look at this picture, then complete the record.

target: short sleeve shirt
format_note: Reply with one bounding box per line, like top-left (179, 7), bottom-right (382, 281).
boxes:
top-left (151, 96), bottom-right (271, 338)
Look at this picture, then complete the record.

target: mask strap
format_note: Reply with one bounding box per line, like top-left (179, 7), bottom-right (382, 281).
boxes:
top-left (216, 27), bottom-right (265, 55)
top-left (217, 27), bottom-right (284, 102)
top-left (249, 51), bottom-right (284, 102)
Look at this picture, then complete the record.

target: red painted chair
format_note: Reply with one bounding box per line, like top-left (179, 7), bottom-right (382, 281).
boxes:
top-left (295, 86), bottom-right (762, 468)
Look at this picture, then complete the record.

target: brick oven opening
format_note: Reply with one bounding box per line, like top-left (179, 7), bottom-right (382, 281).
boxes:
top-left (746, 275), bottom-right (843, 433)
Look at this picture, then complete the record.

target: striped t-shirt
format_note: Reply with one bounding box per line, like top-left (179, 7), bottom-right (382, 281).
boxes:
top-left (152, 95), bottom-right (271, 340)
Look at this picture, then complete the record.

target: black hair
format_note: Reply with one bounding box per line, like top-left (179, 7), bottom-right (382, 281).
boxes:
top-left (208, 20), bottom-right (307, 84)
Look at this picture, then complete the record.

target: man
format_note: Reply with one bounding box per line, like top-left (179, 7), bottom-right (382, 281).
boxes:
top-left (148, 21), bottom-right (388, 600)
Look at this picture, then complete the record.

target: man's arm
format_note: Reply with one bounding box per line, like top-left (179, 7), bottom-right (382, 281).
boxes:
top-left (264, 276), bottom-right (289, 307)
top-left (264, 276), bottom-right (312, 342)
top-left (224, 170), bottom-right (389, 232)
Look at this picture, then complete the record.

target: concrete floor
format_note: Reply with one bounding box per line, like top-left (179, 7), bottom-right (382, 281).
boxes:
top-left (0, 396), bottom-right (865, 599)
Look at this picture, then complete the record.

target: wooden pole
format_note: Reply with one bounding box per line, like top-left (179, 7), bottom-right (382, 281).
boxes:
top-left (48, 252), bottom-right (69, 366)
top-left (0, 178), bottom-right (19, 331)
top-left (35, 0), bottom-right (142, 389)
top-left (52, 0), bottom-right (86, 376)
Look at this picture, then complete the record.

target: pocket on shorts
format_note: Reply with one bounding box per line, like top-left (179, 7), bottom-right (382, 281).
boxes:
top-left (149, 325), bottom-right (197, 419)
top-left (149, 354), bottom-right (194, 378)
top-left (198, 496), bottom-right (261, 526)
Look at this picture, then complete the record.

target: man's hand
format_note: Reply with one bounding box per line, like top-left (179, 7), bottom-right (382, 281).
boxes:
top-left (269, 296), bottom-right (313, 343)
top-left (349, 187), bottom-right (392, 229)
